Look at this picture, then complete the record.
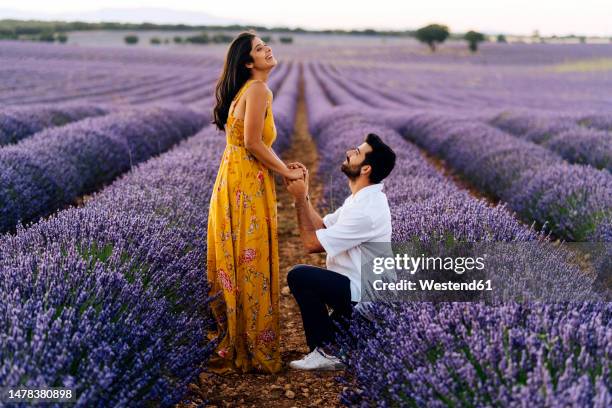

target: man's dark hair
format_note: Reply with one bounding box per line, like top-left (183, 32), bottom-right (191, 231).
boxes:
top-left (362, 133), bottom-right (396, 184)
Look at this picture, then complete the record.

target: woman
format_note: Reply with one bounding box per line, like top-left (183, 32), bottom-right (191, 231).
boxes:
top-left (206, 31), bottom-right (304, 374)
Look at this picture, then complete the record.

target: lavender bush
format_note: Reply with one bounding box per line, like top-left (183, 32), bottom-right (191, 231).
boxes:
top-left (490, 111), bottom-right (612, 171)
top-left (509, 163), bottom-right (612, 241)
top-left (394, 112), bottom-right (612, 241)
top-left (546, 128), bottom-right (612, 171)
top-left (0, 104), bottom-right (109, 146)
top-left (271, 62), bottom-right (299, 153)
top-left (0, 105), bottom-right (206, 233)
top-left (338, 302), bottom-right (611, 407)
top-left (0, 41), bottom-right (223, 109)
top-left (579, 114), bottom-right (612, 131)
top-left (0, 126), bottom-right (223, 407)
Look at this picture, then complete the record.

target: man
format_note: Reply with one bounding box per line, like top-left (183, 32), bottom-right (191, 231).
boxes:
top-left (283, 133), bottom-right (396, 370)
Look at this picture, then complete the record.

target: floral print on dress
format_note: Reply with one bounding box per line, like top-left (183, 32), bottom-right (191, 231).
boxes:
top-left (218, 268), bottom-right (234, 292)
top-left (242, 248), bottom-right (257, 264)
top-left (235, 188), bottom-right (242, 207)
top-left (247, 215), bottom-right (259, 234)
top-left (257, 328), bottom-right (276, 344)
top-left (206, 79), bottom-right (280, 374)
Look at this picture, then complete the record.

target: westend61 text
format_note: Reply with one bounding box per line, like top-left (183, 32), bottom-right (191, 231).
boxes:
top-left (373, 279), bottom-right (493, 291)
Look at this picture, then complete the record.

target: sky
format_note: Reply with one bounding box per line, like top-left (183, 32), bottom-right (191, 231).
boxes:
top-left (2, 0), bottom-right (611, 36)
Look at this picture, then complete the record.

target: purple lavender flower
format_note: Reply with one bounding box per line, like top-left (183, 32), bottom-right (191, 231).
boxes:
top-left (0, 104), bottom-right (108, 146)
top-left (337, 302), bottom-right (611, 407)
top-left (0, 105), bottom-right (206, 233)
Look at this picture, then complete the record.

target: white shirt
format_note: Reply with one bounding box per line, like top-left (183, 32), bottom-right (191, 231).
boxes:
top-left (315, 183), bottom-right (392, 302)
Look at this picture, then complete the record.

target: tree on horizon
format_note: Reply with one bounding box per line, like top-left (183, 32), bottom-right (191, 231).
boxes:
top-left (415, 24), bottom-right (450, 52)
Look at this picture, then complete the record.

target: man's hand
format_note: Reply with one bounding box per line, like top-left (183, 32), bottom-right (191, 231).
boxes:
top-left (286, 178), bottom-right (308, 201)
top-left (284, 161), bottom-right (325, 254)
top-left (284, 162), bottom-right (309, 199)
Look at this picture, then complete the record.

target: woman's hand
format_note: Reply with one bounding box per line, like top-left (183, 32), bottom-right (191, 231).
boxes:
top-left (287, 162), bottom-right (308, 179)
top-left (283, 167), bottom-right (305, 180)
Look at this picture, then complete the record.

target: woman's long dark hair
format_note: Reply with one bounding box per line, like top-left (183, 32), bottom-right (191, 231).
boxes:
top-left (212, 31), bottom-right (256, 131)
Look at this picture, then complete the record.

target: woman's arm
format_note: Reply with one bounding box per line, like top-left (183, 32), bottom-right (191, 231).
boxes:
top-left (243, 82), bottom-right (302, 179)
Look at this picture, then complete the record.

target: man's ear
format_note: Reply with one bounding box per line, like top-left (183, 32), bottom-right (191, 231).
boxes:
top-left (361, 164), bottom-right (372, 176)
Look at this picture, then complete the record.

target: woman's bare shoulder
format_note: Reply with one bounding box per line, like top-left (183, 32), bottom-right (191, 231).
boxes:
top-left (246, 80), bottom-right (273, 100)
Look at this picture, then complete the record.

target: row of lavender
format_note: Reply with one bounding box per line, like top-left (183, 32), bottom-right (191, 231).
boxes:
top-left (394, 111), bottom-right (612, 242)
top-left (0, 63), bottom-right (300, 407)
top-left (0, 126), bottom-right (222, 407)
top-left (490, 110), bottom-right (612, 171)
top-left (0, 41), bottom-right (292, 114)
top-left (303, 63), bottom-right (610, 406)
top-left (269, 62), bottom-right (299, 153)
top-left (1, 61), bottom-right (216, 109)
top-left (0, 41), bottom-right (223, 108)
top-left (315, 60), bottom-right (612, 173)
top-left (0, 55), bottom-right (292, 140)
top-left (341, 302), bottom-right (610, 407)
top-left (356, 42), bottom-right (612, 66)
top-left (0, 58), bottom-right (292, 148)
top-left (0, 104), bottom-right (109, 146)
top-left (314, 48), bottom-right (612, 115)
top-left (0, 105), bottom-right (206, 234)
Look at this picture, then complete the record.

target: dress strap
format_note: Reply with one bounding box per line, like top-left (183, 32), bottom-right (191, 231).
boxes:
top-left (228, 79), bottom-right (266, 119)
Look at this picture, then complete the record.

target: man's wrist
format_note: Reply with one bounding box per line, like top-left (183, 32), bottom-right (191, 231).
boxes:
top-left (295, 194), bottom-right (309, 205)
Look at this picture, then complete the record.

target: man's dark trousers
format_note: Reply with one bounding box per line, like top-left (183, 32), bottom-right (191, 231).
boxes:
top-left (287, 264), bottom-right (357, 352)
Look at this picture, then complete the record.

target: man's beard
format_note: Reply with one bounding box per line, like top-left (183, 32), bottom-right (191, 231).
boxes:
top-left (341, 162), bottom-right (361, 180)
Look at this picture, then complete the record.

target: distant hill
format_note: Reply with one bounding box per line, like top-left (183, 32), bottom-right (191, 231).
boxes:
top-left (0, 7), bottom-right (248, 26)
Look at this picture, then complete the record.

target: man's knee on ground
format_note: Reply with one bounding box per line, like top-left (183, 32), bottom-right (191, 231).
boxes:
top-left (287, 264), bottom-right (311, 291)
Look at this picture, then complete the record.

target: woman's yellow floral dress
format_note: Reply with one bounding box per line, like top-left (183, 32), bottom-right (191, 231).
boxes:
top-left (206, 79), bottom-right (281, 374)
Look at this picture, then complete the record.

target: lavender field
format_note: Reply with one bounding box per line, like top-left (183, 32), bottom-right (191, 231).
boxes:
top-left (1, 39), bottom-right (610, 406)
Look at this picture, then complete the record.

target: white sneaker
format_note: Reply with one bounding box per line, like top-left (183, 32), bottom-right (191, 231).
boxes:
top-left (289, 347), bottom-right (345, 370)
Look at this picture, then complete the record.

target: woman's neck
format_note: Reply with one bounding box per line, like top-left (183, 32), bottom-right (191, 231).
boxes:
top-left (250, 70), bottom-right (270, 83)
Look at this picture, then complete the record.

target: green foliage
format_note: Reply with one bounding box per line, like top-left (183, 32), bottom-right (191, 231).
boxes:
top-left (261, 35), bottom-right (272, 43)
top-left (279, 36), bottom-right (293, 44)
top-left (124, 34), bottom-right (139, 45)
top-left (211, 33), bottom-right (233, 43)
top-left (38, 31), bottom-right (55, 42)
top-left (57, 33), bottom-right (68, 43)
top-left (415, 24), bottom-right (450, 52)
top-left (0, 18), bottom-right (416, 37)
top-left (0, 27), bottom-right (17, 39)
top-left (173, 36), bottom-right (183, 43)
top-left (185, 31), bottom-right (238, 44)
top-left (464, 30), bottom-right (486, 52)
top-left (185, 32), bottom-right (209, 44)
top-left (497, 34), bottom-right (507, 43)
top-left (150, 37), bottom-right (161, 45)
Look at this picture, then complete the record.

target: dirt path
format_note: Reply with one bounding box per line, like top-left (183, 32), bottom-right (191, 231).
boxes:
top-left (177, 78), bottom-right (344, 408)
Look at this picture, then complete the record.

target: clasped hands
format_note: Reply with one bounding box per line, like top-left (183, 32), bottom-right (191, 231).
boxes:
top-left (283, 162), bottom-right (309, 201)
